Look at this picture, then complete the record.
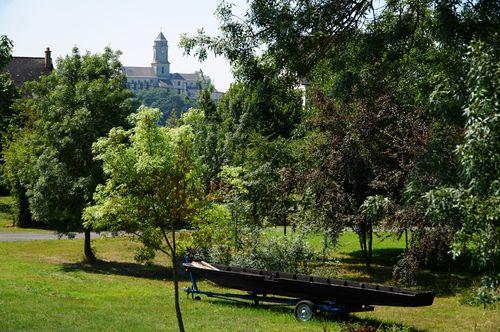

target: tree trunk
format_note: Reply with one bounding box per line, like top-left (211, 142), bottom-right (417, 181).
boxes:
top-left (358, 220), bottom-right (372, 271)
top-left (322, 233), bottom-right (328, 262)
top-left (367, 221), bottom-right (373, 270)
top-left (447, 253), bottom-right (453, 285)
top-left (359, 231), bottom-right (367, 261)
top-left (84, 228), bottom-right (96, 263)
top-left (17, 186), bottom-right (32, 228)
top-left (171, 228), bottom-right (185, 332)
top-left (283, 218), bottom-right (287, 237)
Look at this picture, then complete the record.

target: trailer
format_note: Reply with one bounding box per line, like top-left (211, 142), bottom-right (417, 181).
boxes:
top-left (183, 260), bottom-right (434, 321)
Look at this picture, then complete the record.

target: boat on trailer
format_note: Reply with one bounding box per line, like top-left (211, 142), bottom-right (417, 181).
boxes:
top-left (183, 260), bottom-right (435, 321)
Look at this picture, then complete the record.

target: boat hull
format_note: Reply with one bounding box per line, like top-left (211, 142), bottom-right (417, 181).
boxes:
top-left (183, 262), bottom-right (434, 307)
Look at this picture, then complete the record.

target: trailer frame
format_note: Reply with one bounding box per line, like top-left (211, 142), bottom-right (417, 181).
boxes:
top-left (183, 263), bottom-right (374, 321)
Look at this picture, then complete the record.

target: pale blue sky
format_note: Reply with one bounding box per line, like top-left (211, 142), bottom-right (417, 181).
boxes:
top-left (0, 0), bottom-right (248, 91)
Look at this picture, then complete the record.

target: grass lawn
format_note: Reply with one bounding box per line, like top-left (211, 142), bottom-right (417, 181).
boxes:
top-left (1, 238), bottom-right (498, 331)
top-left (1, 205), bottom-right (498, 331)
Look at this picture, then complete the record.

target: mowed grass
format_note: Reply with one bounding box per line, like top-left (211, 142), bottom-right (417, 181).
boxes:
top-left (1, 237), bottom-right (348, 332)
top-left (1, 217), bottom-right (498, 330)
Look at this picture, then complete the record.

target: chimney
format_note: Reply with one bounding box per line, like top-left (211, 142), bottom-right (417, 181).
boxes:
top-left (45, 47), bottom-right (53, 70)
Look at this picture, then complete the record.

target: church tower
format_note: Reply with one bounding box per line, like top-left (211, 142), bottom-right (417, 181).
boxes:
top-left (152, 32), bottom-right (170, 77)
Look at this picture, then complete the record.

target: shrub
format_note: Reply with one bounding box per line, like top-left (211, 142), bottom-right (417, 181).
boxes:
top-left (205, 228), bottom-right (314, 274)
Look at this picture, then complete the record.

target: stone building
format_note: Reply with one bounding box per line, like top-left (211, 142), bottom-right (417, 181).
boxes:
top-left (123, 32), bottom-right (223, 100)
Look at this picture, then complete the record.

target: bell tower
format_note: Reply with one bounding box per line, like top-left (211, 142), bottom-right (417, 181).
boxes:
top-left (152, 32), bottom-right (170, 77)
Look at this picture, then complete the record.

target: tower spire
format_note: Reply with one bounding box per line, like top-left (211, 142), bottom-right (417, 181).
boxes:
top-left (152, 31), bottom-right (170, 77)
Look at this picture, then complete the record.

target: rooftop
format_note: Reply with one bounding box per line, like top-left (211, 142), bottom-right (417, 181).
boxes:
top-left (2, 56), bottom-right (52, 86)
top-left (122, 66), bottom-right (156, 77)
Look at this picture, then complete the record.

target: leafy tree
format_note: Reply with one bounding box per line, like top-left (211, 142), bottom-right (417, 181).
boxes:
top-left (2, 128), bottom-right (39, 226)
top-left (358, 195), bottom-right (393, 269)
top-left (84, 107), bottom-right (206, 332)
top-left (0, 35), bottom-right (17, 135)
top-left (181, 0), bottom-right (370, 80)
top-left (0, 35), bottom-right (12, 68)
top-left (135, 87), bottom-right (197, 124)
top-left (1, 36), bottom-right (29, 224)
top-left (3, 47), bottom-right (135, 260)
top-left (181, 0), bottom-right (499, 288)
top-left (182, 88), bottom-right (226, 190)
top-left (184, 79), bottom-right (302, 233)
top-left (182, 0), bottom-right (498, 80)
top-left (425, 40), bottom-right (499, 303)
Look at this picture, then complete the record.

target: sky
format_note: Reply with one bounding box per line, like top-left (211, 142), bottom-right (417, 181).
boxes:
top-left (0, 0), bottom-right (248, 92)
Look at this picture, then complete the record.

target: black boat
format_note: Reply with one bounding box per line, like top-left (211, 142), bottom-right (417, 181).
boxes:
top-left (183, 261), bottom-right (434, 321)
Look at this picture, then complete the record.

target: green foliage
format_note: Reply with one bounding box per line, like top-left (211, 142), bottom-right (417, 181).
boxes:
top-left (0, 35), bottom-right (12, 69)
top-left (183, 79), bottom-right (302, 234)
top-left (84, 106), bottom-right (213, 331)
top-left (1, 128), bottom-right (39, 226)
top-left (8, 47), bottom-right (135, 231)
top-left (85, 106), bottom-right (204, 238)
top-left (193, 225), bottom-right (314, 274)
top-left (181, 0), bottom-right (369, 79)
top-left (230, 231), bottom-right (313, 274)
top-left (135, 87), bottom-right (197, 125)
top-left (2, 46), bottom-right (135, 258)
top-left (182, 0), bottom-right (498, 300)
top-left (425, 40), bottom-right (499, 303)
top-left (181, 91), bottom-right (225, 189)
top-left (0, 35), bottom-right (16, 140)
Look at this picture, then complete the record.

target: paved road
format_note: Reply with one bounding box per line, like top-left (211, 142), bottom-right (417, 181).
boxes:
top-left (0, 232), bottom-right (103, 242)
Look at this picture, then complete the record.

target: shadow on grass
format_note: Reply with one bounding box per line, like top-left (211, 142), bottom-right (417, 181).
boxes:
top-left (345, 315), bottom-right (423, 332)
top-left (413, 270), bottom-right (475, 296)
top-left (338, 248), bottom-right (476, 296)
top-left (60, 259), bottom-right (186, 281)
top-left (340, 248), bottom-right (405, 267)
top-left (200, 297), bottom-right (421, 331)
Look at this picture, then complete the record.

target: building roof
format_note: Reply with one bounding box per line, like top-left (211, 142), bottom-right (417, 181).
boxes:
top-left (123, 66), bottom-right (156, 77)
top-left (155, 32), bottom-right (167, 42)
top-left (2, 57), bottom-right (52, 87)
top-left (177, 73), bottom-right (200, 81)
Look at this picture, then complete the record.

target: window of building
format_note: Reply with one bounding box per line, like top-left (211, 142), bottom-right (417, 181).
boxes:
top-left (161, 67), bottom-right (164, 74)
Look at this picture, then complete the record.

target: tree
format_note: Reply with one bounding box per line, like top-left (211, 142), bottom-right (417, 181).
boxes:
top-left (84, 107), bottom-right (205, 332)
top-left (0, 36), bottom-right (30, 226)
top-left (135, 87), bottom-right (197, 125)
top-left (0, 35), bottom-right (17, 134)
top-left (182, 88), bottom-right (226, 191)
top-left (181, 0), bottom-right (499, 286)
top-left (2, 128), bottom-right (39, 227)
top-left (181, 0), bottom-right (370, 81)
top-left (425, 40), bottom-right (499, 303)
top-left (358, 195), bottom-right (393, 269)
top-left (3, 47), bottom-right (135, 260)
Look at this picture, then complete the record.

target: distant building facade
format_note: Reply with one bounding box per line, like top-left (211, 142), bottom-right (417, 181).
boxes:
top-left (2, 47), bottom-right (53, 86)
top-left (123, 32), bottom-right (223, 100)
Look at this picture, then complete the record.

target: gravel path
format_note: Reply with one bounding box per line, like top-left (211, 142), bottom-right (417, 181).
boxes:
top-left (0, 232), bottom-right (103, 242)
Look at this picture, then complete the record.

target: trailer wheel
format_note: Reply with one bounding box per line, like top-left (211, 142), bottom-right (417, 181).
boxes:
top-left (295, 300), bottom-right (315, 321)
